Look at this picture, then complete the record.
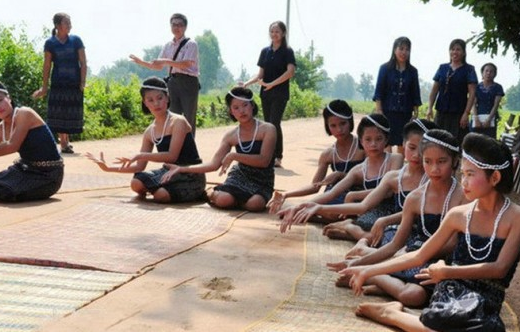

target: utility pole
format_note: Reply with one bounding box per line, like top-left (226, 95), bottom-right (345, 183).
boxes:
top-left (286, 0), bottom-right (290, 42)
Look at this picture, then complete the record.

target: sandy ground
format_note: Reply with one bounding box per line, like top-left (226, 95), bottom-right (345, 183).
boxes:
top-left (1, 116), bottom-right (519, 331)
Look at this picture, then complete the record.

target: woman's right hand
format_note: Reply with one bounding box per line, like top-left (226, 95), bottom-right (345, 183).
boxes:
top-left (426, 107), bottom-right (434, 121)
top-left (32, 87), bottom-right (47, 99)
top-left (267, 191), bottom-right (286, 214)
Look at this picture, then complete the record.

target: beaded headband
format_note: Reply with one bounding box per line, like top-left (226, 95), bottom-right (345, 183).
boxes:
top-left (423, 133), bottom-right (459, 152)
top-left (413, 118), bottom-right (429, 133)
top-left (228, 90), bottom-right (253, 102)
top-left (141, 85), bottom-right (168, 93)
top-left (462, 150), bottom-right (510, 170)
top-left (366, 114), bottom-right (390, 133)
top-left (326, 103), bottom-right (352, 120)
top-left (0, 88), bottom-right (8, 95)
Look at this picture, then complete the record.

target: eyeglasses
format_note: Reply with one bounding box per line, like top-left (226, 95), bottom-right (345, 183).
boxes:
top-left (170, 22), bottom-right (185, 28)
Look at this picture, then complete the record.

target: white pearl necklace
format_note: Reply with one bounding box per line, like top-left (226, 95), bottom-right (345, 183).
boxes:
top-left (397, 164), bottom-right (428, 209)
top-left (332, 136), bottom-right (358, 172)
top-left (420, 176), bottom-right (457, 237)
top-left (1, 107), bottom-right (17, 143)
top-left (362, 152), bottom-right (389, 190)
top-left (465, 197), bottom-right (511, 261)
top-left (150, 112), bottom-right (171, 145)
top-left (237, 119), bottom-right (259, 153)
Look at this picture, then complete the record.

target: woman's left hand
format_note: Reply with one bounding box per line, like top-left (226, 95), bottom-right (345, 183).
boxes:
top-left (219, 152), bottom-right (235, 176)
top-left (340, 266), bottom-right (367, 296)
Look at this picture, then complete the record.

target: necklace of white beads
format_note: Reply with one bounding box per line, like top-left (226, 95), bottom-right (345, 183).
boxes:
top-left (397, 164), bottom-right (428, 210)
top-left (332, 136), bottom-right (358, 172)
top-left (420, 176), bottom-right (457, 237)
top-left (1, 107), bottom-right (17, 143)
top-left (237, 119), bottom-right (259, 153)
top-left (150, 111), bottom-right (171, 145)
top-left (465, 197), bottom-right (510, 261)
top-left (362, 152), bottom-right (389, 190)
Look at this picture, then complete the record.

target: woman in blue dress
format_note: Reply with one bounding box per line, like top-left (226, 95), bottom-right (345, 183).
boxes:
top-left (345, 133), bottom-right (520, 332)
top-left (86, 77), bottom-right (206, 204)
top-left (32, 12), bottom-right (87, 154)
top-left (374, 37), bottom-right (422, 154)
top-left (161, 87), bottom-right (276, 212)
top-left (427, 39), bottom-right (478, 144)
top-left (470, 63), bottom-right (505, 139)
top-left (0, 82), bottom-right (64, 202)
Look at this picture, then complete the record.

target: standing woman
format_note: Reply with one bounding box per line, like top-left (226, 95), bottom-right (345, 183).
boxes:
top-left (427, 38), bottom-right (478, 144)
top-left (0, 82), bottom-right (64, 202)
top-left (470, 63), bottom-right (505, 139)
top-left (243, 21), bottom-right (296, 168)
top-left (373, 37), bottom-right (422, 154)
top-left (33, 12), bottom-right (87, 154)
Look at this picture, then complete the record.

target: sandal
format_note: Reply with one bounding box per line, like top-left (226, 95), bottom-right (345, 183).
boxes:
top-left (61, 145), bottom-right (75, 154)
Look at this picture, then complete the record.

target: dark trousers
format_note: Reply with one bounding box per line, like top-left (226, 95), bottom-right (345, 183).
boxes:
top-left (167, 74), bottom-right (199, 136)
top-left (261, 93), bottom-right (287, 160)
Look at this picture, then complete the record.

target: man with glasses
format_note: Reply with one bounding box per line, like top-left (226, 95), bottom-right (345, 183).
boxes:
top-left (130, 13), bottom-right (200, 135)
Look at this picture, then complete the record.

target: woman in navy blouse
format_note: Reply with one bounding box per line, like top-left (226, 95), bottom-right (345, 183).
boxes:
top-left (470, 63), bottom-right (504, 139)
top-left (243, 21), bottom-right (296, 168)
top-left (427, 39), bottom-right (478, 143)
top-left (373, 37), bottom-right (421, 154)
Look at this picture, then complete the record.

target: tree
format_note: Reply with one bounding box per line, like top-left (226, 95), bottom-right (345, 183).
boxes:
top-left (419, 78), bottom-right (433, 107)
top-left (357, 73), bottom-right (374, 101)
top-left (506, 81), bottom-right (520, 111)
top-left (419, 0), bottom-right (520, 61)
top-left (0, 25), bottom-right (46, 113)
top-left (215, 66), bottom-right (234, 90)
top-left (332, 73), bottom-right (356, 100)
top-left (293, 45), bottom-right (326, 91)
top-left (196, 30), bottom-right (223, 93)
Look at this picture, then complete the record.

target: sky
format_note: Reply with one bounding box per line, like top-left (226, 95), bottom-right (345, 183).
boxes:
top-left (3, 0), bottom-right (520, 89)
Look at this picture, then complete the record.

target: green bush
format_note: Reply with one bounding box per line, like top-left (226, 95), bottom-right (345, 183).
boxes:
top-left (284, 83), bottom-right (322, 119)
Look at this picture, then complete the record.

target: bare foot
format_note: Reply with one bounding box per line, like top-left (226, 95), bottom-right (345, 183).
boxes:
top-left (335, 274), bottom-right (352, 288)
top-left (344, 238), bottom-right (370, 258)
top-left (322, 220), bottom-right (350, 234)
top-left (324, 228), bottom-right (355, 240)
top-left (362, 285), bottom-right (386, 296)
top-left (355, 301), bottom-right (404, 326)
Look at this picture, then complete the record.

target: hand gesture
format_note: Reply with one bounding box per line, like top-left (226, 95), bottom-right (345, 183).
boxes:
top-left (129, 54), bottom-right (142, 64)
top-left (267, 191), bottom-right (286, 214)
top-left (85, 152), bottom-right (110, 171)
top-left (340, 266), bottom-right (367, 296)
top-left (278, 205), bottom-right (304, 233)
top-left (219, 152), bottom-right (234, 176)
top-left (369, 218), bottom-right (386, 247)
top-left (292, 202), bottom-right (321, 225)
top-left (315, 171), bottom-right (343, 187)
top-left (426, 108), bottom-right (433, 121)
top-left (114, 156), bottom-right (137, 169)
top-left (161, 163), bottom-right (181, 183)
top-left (415, 259), bottom-right (446, 286)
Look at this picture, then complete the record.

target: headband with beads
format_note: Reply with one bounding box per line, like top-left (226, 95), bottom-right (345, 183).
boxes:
top-left (0, 88), bottom-right (8, 95)
top-left (462, 150), bottom-right (510, 170)
top-left (423, 133), bottom-right (459, 152)
top-left (326, 103), bottom-right (352, 120)
top-left (141, 85), bottom-right (168, 93)
top-left (413, 118), bottom-right (429, 133)
top-left (366, 114), bottom-right (390, 133)
top-left (228, 90), bottom-right (253, 102)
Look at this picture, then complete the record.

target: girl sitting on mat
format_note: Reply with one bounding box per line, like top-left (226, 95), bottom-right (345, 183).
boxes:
top-left (315, 119), bottom-right (437, 245)
top-left (161, 87), bottom-right (276, 212)
top-left (344, 133), bottom-right (520, 332)
top-left (86, 77), bottom-right (206, 203)
top-left (0, 82), bottom-right (64, 202)
top-left (267, 99), bottom-right (365, 213)
top-left (328, 129), bottom-right (467, 308)
top-left (278, 113), bottom-right (403, 230)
